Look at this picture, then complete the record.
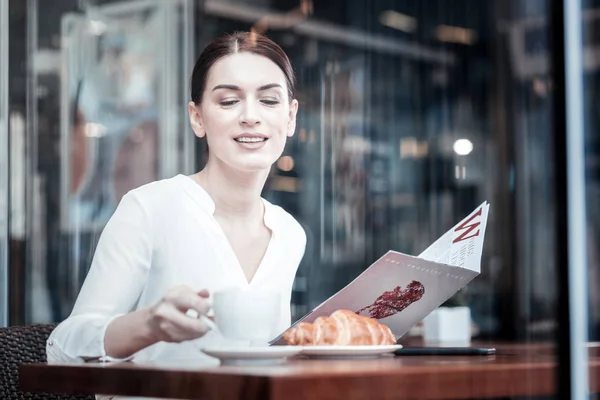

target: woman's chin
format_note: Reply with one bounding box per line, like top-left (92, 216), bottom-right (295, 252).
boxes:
top-left (227, 151), bottom-right (281, 172)
top-left (228, 159), bottom-right (276, 173)
top-left (209, 151), bottom-right (280, 174)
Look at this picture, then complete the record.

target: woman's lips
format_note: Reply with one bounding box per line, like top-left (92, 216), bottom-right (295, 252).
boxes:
top-left (233, 135), bottom-right (268, 150)
top-left (234, 137), bottom-right (267, 143)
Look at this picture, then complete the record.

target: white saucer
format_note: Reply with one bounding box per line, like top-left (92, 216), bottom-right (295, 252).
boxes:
top-left (200, 346), bottom-right (303, 365)
top-left (300, 344), bottom-right (403, 359)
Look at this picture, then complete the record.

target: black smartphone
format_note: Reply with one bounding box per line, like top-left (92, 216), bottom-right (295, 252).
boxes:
top-left (394, 347), bottom-right (496, 356)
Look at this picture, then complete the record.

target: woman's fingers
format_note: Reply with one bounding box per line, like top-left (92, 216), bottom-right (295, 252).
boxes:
top-left (154, 309), bottom-right (209, 342)
top-left (164, 286), bottom-right (211, 316)
top-left (149, 286), bottom-right (216, 342)
top-left (166, 307), bottom-right (210, 336)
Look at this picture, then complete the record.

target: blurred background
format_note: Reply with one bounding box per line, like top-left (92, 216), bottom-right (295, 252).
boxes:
top-left (0, 0), bottom-right (598, 358)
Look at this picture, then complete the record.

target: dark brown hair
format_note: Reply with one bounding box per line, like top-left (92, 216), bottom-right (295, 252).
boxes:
top-left (190, 31), bottom-right (296, 104)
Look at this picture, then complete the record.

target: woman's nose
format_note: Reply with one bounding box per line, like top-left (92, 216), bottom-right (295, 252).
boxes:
top-left (240, 101), bottom-right (261, 126)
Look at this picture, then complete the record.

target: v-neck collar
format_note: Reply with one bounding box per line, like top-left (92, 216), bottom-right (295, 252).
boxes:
top-left (174, 174), bottom-right (278, 285)
top-left (175, 174), bottom-right (277, 230)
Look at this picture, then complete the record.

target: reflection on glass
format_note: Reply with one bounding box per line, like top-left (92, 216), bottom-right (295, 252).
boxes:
top-left (62, 14), bottom-right (161, 230)
top-left (19, 0), bottom-right (194, 322)
top-left (6, 1), bottom-right (599, 395)
top-left (13, 0), bottom-right (561, 338)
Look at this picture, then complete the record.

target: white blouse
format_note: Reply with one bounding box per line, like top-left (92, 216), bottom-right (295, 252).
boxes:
top-left (46, 174), bottom-right (306, 366)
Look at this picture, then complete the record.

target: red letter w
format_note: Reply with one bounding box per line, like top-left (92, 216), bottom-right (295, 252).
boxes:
top-left (452, 207), bottom-right (483, 244)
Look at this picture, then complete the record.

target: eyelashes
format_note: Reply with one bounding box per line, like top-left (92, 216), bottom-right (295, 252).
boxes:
top-left (219, 99), bottom-right (281, 107)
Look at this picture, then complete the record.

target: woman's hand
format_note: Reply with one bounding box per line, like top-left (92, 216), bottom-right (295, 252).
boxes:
top-left (146, 286), bottom-right (212, 343)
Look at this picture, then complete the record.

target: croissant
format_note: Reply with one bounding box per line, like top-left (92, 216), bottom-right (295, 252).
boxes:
top-left (282, 309), bottom-right (396, 346)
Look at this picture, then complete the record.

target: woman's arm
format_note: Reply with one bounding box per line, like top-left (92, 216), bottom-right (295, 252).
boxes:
top-left (47, 190), bottom-right (212, 363)
top-left (102, 307), bottom-right (156, 359)
top-left (47, 191), bottom-right (154, 363)
top-left (104, 287), bottom-right (211, 359)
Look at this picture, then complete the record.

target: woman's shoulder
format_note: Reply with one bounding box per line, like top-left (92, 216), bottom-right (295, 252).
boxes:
top-left (121, 175), bottom-right (185, 212)
top-left (264, 200), bottom-right (306, 244)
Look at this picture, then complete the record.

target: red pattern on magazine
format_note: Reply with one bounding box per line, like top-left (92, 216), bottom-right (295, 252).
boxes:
top-left (356, 281), bottom-right (425, 319)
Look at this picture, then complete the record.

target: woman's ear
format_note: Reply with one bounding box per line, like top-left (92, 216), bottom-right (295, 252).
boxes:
top-left (287, 99), bottom-right (299, 137)
top-left (188, 101), bottom-right (205, 138)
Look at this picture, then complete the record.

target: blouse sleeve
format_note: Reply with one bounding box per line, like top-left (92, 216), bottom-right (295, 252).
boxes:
top-left (46, 191), bottom-right (153, 363)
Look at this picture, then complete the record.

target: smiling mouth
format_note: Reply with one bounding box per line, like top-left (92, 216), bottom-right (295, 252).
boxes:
top-left (234, 137), bottom-right (268, 143)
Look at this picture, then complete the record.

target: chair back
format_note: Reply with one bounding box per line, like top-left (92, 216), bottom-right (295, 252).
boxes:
top-left (0, 324), bottom-right (94, 400)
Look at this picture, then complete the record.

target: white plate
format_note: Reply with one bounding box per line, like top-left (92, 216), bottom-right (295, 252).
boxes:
top-left (200, 346), bottom-right (303, 365)
top-left (300, 344), bottom-right (403, 359)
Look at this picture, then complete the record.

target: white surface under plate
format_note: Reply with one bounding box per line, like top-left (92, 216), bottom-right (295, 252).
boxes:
top-left (300, 344), bottom-right (403, 358)
top-left (199, 346), bottom-right (303, 365)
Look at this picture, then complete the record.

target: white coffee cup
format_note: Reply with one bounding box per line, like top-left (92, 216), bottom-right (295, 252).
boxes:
top-left (212, 288), bottom-right (281, 343)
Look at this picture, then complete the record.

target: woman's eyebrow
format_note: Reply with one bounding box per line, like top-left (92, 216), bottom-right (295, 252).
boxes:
top-left (257, 83), bottom-right (282, 91)
top-left (212, 83), bottom-right (282, 92)
top-left (212, 84), bottom-right (240, 92)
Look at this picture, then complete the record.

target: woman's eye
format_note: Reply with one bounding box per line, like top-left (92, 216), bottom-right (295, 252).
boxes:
top-left (220, 100), bottom-right (239, 106)
top-left (261, 99), bottom-right (280, 106)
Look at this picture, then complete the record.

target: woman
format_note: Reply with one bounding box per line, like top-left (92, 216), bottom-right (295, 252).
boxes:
top-left (47, 31), bottom-right (306, 366)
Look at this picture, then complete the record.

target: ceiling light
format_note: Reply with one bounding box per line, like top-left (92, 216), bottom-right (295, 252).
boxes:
top-left (379, 10), bottom-right (417, 33)
top-left (435, 25), bottom-right (476, 45)
top-left (453, 139), bottom-right (473, 155)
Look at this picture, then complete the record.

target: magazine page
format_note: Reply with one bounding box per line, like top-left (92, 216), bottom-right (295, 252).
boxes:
top-left (418, 201), bottom-right (489, 272)
top-left (271, 202), bottom-right (490, 344)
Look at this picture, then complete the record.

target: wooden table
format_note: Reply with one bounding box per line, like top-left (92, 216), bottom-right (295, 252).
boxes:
top-left (19, 344), bottom-right (600, 400)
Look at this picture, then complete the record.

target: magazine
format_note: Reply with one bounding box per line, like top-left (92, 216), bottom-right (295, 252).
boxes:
top-left (271, 201), bottom-right (490, 344)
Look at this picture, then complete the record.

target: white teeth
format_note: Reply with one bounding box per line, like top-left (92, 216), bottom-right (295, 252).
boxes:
top-left (235, 137), bottom-right (266, 143)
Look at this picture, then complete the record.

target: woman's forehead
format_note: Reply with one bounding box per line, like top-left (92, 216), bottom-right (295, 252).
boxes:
top-left (206, 52), bottom-right (287, 90)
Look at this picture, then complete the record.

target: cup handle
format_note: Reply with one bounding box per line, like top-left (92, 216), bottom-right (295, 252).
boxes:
top-left (185, 309), bottom-right (220, 333)
top-left (200, 315), bottom-right (219, 333)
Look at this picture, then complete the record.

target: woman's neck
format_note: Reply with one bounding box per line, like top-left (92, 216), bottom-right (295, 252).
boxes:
top-left (192, 158), bottom-right (270, 220)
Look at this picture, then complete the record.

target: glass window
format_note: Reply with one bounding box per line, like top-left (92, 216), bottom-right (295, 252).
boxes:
top-left (11, 0), bottom-right (560, 345)
top-left (7, 0), bottom-right (600, 397)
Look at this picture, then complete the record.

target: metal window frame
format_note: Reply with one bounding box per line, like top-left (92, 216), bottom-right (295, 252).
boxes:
top-left (552, 0), bottom-right (590, 398)
top-left (0, 0), bottom-right (10, 328)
